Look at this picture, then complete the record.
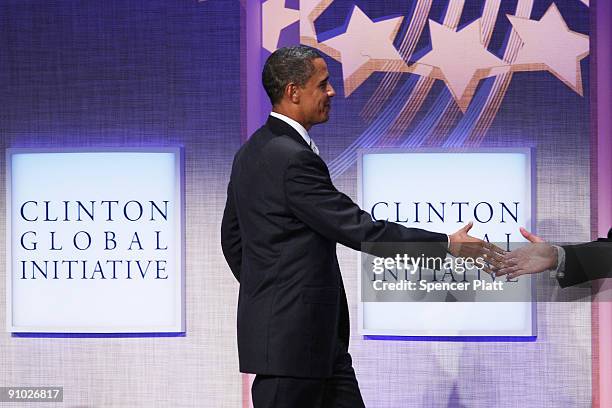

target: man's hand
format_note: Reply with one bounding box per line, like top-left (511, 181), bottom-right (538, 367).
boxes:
top-left (448, 221), bottom-right (505, 271)
top-left (496, 227), bottom-right (558, 279)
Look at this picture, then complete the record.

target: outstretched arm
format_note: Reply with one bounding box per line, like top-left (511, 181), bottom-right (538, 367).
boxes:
top-left (497, 228), bottom-right (605, 288)
top-left (284, 150), bottom-right (502, 263)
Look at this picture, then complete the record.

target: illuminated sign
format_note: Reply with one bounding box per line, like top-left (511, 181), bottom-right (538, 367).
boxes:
top-left (358, 149), bottom-right (534, 338)
top-left (6, 148), bottom-right (184, 333)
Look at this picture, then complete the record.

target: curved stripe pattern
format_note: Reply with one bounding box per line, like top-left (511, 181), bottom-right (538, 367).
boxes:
top-left (328, 0), bottom-right (529, 178)
top-left (328, 76), bottom-right (420, 178)
top-left (400, 0), bottom-right (501, 148)
top-left (467, 0), bottom-right (534, 146)
top-left (361, 0), bottom-right (433, 121)
top-left (329, 0), bottom-right (464, 178)
top-left (381, 0), bottom-right (466, 146)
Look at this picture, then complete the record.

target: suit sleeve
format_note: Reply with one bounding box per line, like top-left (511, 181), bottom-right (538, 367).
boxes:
top-left (284, 150), bottom-right (448, 258)
top-left (221, 179), bottom-right (242, 282)
top-left (558, 242), bottom-right (612, 288)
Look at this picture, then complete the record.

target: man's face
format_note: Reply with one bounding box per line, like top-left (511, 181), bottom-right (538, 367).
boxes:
top-left (298, 58), bottom-right (335, 129)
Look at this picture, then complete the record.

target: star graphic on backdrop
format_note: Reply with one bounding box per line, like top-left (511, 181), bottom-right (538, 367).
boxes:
top-left (262, 0), bottom-right (299, 52)
top-left (321, 5), bottom-right (407, 96)
top-left (299, 0), bottom-right (332, 42)
top-left (299, 0), bottom-right (340, 60)
top-left (507, 3), bottom-right (589, 95)
top-left (414, 19), bottom-right (507, 112)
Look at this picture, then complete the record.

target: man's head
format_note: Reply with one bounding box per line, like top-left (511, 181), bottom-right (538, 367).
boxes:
top-left (262, 45), bottom-right (335, 130)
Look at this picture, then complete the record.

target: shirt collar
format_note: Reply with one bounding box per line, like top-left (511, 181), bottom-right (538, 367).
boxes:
top-left (269, 111), bottom-right (312, 147)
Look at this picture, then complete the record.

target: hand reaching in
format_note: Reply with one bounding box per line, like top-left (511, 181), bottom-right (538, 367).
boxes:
top-left (496, 227), bottom-right (558, 279)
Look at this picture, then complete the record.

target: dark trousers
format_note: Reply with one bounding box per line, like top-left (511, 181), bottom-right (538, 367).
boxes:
top-left (251, 343), bottom-right (366, 408)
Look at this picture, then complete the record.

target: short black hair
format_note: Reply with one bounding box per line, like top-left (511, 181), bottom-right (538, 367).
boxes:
top-left (262, 45), bottom-right (323, 105)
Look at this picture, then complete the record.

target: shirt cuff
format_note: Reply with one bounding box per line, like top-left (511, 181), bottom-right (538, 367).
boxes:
top-left (551, 245), bottom-right (566, 279)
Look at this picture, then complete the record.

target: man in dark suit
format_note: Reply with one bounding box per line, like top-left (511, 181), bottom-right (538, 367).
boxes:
top-left (221, 45), bottom-right (497, 408)
top-left (498, 228), bottom-right (612, 287)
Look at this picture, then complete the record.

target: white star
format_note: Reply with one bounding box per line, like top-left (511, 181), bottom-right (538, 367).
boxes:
top-left (299, 0), bottom-right (333, 42)
top-left (321, 5), bottom-right (407, 96)
top-left (262, 0), bottom-right (299, 52)
top-left (415, 19), bottom-right (507, 112)
top-left (508, 3), bottom-right (589, 95)
top-left (299, 0), bottom-right (340, 60)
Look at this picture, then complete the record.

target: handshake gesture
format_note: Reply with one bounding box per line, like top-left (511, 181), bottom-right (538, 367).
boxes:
top-left (447, 223), bottom-right (557, 278)
top-left (494, 228), bottom-right (559, 279)
top-left (450, 224), bottom-right (612, 283)
top-left (447, 221), bottom-right (506, 271)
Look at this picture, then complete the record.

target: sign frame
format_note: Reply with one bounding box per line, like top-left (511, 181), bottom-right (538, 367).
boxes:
top-left (6, 147), bottom-right (186, 334)
top-left (356, 147), bottom-right (536, 340)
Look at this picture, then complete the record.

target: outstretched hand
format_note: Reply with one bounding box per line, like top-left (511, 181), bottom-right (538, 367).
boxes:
top-left (448, 221), bottom-right (505, 271)
top-left (496, 228), bottom-right (557, 279)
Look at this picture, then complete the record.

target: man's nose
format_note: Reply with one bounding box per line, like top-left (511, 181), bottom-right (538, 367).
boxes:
top-left (327, 83), bottom-right (336, 98)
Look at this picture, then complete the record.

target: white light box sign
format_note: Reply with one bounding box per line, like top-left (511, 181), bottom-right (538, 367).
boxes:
top-left (7, 148), bottom-right (185, 333)
top-left (358, 149), bottom-right (535, 338)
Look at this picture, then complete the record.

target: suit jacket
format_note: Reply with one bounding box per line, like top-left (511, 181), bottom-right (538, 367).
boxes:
top-left (557, 231), bottom-right (612, 288)
top-left (221, 115), bottom-right (448, 378)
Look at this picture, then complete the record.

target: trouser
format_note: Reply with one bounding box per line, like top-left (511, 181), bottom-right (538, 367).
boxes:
top-left (251, 342), bottom-right (366, 408)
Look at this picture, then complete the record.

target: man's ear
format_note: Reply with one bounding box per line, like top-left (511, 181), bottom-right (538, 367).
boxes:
top-left (285, 83), bottom-right (300, 104)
